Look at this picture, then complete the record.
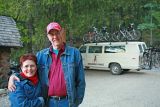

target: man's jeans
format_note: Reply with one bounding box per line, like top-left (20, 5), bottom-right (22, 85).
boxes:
top-left (49, 98), bottom-right (69, 107)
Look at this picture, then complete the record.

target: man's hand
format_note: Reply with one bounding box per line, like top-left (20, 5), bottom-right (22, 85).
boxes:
top-left (8, 75), bottom-right (20, 92)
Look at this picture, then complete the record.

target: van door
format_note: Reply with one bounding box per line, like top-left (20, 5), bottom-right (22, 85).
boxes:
top-left (87, 46), bottom-right (104, 69)
top-left (104, 45), bottom-right (126, 67)
top-left (139, 43), bottom-right (147, 67)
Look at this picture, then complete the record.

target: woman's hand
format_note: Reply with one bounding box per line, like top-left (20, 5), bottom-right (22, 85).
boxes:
top-left (8, 75), bottom-right (20, 92)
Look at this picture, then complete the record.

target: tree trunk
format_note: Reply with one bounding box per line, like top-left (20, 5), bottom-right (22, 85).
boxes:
top-left (27, 16), bottom-right (34, 53)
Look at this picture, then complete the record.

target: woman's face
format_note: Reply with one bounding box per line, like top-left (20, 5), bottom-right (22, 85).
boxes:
top-left (21, 60), bottom-right (37, 77)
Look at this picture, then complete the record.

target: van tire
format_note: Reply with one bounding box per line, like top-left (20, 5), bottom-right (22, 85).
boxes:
top-left (110, 63), bottom-right (122, 75)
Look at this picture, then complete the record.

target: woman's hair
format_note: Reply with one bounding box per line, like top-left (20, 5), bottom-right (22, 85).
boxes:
top-left (19, 53), bottom-right (37, 66)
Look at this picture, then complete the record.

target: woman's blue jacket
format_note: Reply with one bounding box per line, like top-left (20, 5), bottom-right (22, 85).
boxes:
top-left (9, 75), bottom-right (44, 107)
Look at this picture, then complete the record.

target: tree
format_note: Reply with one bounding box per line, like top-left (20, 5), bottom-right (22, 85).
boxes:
top-left (0, 0), bottom-right (160, 62)
top-left (138, 2), bottom-right (160, 46)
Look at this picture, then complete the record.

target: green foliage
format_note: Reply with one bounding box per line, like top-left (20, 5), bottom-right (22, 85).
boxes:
top-left (138, 23), bottom-right (157, 30)
top-left (0, 0), bottom-right (160, 62)
top-left (10, 48), bottom-right (27, 64)
top-left (152, 11), bottom-right (160, 23)
top-left (138, 2), bottom-right (160, 32)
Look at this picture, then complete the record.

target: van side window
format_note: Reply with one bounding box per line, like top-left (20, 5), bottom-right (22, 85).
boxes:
top-left (79, 46), bottom-right (87, 53)
top-left (104, 46), bottom-right (125, 53)
top-left (138, 45), bottom-right (143, 53)
top-left (89, 46), bottom-right (102, 53)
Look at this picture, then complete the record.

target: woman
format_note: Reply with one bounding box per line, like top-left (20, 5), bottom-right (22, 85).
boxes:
top-left (9, 53), bottom-right (44, 107)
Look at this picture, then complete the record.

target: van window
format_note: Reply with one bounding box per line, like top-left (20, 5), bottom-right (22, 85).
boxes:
top-left (89, 46), bottom-right (102, 53)
top-left (138, 45), bottom-right (143, 53)
top-left (104, 45), bottom-right (125, 53)
top-left (142, 44), bottom-right (147, 51)
top-left (79, 46), bottom-right (87, 53)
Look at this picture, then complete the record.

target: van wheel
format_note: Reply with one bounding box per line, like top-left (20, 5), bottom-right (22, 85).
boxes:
top-left (110, 63), bottom-right (122, 75)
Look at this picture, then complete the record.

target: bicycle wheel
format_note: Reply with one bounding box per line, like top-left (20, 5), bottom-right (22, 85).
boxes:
top-left (99, 33), bottom-right (107, 42)
top-left (152, 52), bottom-right (160, 68)
top-left (130, 30), bottom-right (141, 41)
top-left (117, 33), bottom-right (126, 42)
top-left (111, 32), bottom-right (119, 42)
top-left (103, 32), bottom-right (110, 42)
top-left (143, 52), bottom-right (151, 69)
top-left (94, 34), bottom-right (100, 42)
top-left (156, 52), bottom-right (160, 68)
top-left (126, 31), bottom-right (133, 41)
top-left (83, 34), bottom-right (89, 43)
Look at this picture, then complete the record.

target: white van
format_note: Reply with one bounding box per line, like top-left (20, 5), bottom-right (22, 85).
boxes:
top-left (79, 42), bottom-right (147, 75)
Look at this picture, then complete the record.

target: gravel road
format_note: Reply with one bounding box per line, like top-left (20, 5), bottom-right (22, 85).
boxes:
top-left (1, 69), bottom-right (160, 107)
top-left (80, 69), bottom-right (160, 107)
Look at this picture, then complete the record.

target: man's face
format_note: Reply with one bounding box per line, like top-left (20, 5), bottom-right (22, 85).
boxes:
top-left (47, 29), bottom-right (63, 49)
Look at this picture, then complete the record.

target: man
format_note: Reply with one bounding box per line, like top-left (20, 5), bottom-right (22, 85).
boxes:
top-left (8, 22), bottom-right (86, 107)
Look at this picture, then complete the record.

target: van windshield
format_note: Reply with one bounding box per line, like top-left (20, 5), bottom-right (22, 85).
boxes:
top-left (80, 46), bottom-right (87, 53)
top-left (142, 44), bottom-right (147, 51)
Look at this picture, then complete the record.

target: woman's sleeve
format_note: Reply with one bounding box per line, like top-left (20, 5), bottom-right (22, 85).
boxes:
top-left (9, 82), bottom-right (44, 107)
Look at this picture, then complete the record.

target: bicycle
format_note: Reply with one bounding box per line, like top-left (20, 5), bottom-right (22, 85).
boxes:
top-left (111, 31), bottom-right (121, 42)
top-left (118, 23), bottom-right (138, 41)
top-left (151, 48), bottom-right (160, 68)
top-left (83, 31), bottom-right (96, 43)
top-left (95, 26), bottom-right (110, 42)
top-left (112, 23), bottom-right (141, 42)
top-left (143, 47), bottom-right (152, 69)
top-left (127, 23), bottom-right (141, 41)
top-left (142, 47), bottom-right (160, 69)
top-left (83, 26), bottom-right (109, 43)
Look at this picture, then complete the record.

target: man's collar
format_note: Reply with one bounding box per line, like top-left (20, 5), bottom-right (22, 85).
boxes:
top-left (49, 43), bottom-right (65, 54)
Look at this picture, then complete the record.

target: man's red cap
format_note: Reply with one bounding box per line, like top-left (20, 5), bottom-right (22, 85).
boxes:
top-left (47, 22), bottom-right (61, 34)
